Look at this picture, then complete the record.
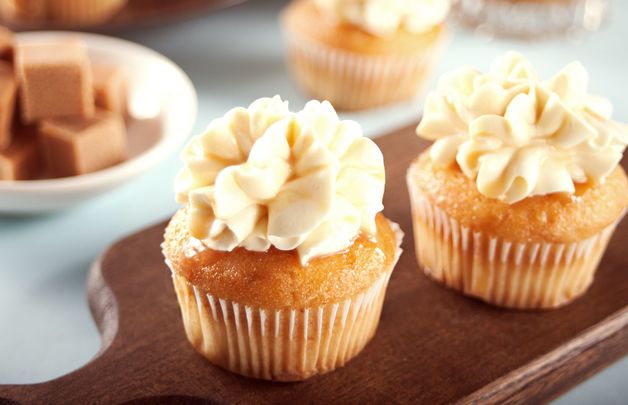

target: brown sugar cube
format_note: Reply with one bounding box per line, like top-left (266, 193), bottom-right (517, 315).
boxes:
top-left (92, 64), bottom-right (127, 116)
top-left (0, 127), bottom-right (41, 180)
top-left (0, 26), bottom-right (14, 63)
top-left (16, 39), bottom-right (95, 123)
top-left (0, 61), bottom-right (17, 150)
top-left (39, 109), bottom-right (126, 177)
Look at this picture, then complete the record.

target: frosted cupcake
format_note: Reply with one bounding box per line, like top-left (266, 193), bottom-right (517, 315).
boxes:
top-left (407, 52), bottom-right (628, 309)
top-left (163, 96), bottom-right (403, 380)
top-left (281, 0), bottom-right (450, 111)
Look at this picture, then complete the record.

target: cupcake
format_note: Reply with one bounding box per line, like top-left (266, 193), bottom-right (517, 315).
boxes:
top-left (46, 0), bottom-right (128, 25)
top-left (407, 52), bottom-right (628, 309)
top-left (0, 0), bottom-right (128, 25)
top-left (0, 0), bottom-right (47, 23)
top-left (451, 0), bottom-right (609, 38)
top-left (280, 0), bottom-right (450, 111)
top-left (163, 96), bottom-right (403, 380)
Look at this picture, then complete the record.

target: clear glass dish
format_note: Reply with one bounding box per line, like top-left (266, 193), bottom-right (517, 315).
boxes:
top-left (451, 0), bottom-right (609, 39)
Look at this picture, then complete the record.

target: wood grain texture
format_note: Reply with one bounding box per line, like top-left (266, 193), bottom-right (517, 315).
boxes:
top-left (0, 0), bottom-right (247, 32)
top-left (0, 124), bottom-right (626, 404)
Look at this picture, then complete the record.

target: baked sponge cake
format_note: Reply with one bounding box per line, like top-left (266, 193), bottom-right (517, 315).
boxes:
top-left (163, 96), bottom-right (402, 380)
top-left (407, 52), bottom-right (628, 309)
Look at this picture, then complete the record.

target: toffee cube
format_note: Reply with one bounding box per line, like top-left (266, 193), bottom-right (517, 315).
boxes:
top-left (0, 126), bottom-right (40, 180)
top-left (92, 64), bottom-right (127, 116)
top-left (0, 26), bottom-right (14, 62)
top-left (16, 39), bottom-right (94, 123)
top-left (39, 109), bottom-right (126, 177)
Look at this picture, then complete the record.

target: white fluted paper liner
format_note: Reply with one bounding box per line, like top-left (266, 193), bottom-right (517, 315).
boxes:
top-left (281, 25), bottom-right (446, 111)
top-left (407, 166), bottom-right (622, 309)
top-left (452, 0), bottom-right (608, 38)
top-left (166, 223), bottom-right (403, 381)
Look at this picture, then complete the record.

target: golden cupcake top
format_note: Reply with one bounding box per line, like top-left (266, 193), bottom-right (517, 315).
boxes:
top-left (164, 209), bottom-right (400, 308)
top-left (175, 96), bottom-right (386, 265)
top-left (314, 0), bottom-right (450, 36)
top-left (417, 51), bottom-right (628, 204)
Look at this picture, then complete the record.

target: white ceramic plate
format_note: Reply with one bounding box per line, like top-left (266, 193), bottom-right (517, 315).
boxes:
top-left (0, 32), bottom-right (197, 214)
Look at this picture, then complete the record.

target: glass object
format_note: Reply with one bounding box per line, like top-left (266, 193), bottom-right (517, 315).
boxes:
top-left (451, 0), bottom-right (609, 38)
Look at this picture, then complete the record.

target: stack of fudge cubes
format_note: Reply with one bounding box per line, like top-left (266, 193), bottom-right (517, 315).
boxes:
top-left (0, 26), bottom-right (128, 181)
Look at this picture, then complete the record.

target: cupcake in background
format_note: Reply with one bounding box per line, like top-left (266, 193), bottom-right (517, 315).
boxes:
top-left (163, 96), bottom-right (403, 380)
top-left (0, 0), bottom-right (46, 23)
top-left (451, 0), bottom-right (609, 38)
top-left (0, 0), bottom-right (128, 25)
top-left (281, 0), bottom-right (450, 111)
top-left (407, 52), bottom-right (628, 309)
top-left (47, 0), bottom-right (128, 24)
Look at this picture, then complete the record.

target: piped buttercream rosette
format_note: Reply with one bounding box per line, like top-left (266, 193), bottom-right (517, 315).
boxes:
top-left (417, 52), bottom-right (628, 204)
top-left (175, 96), bottom-right (385, 264)
top-left (314, 0), bottom-right (450, 37)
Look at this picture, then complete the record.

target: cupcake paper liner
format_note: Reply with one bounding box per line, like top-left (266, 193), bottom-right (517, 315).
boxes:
top-left (281, 27), bottom-right (446, 111)
top-left (166, 223), bottom-right (403, 381)
top-left (451, 0), bottom-right (609, 38)
top-left (407, 169), bottom-right (622, 309)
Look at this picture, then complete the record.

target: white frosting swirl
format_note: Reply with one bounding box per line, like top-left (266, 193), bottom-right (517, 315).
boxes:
top-left (417, 52), bottom-right (628, 204)
top-left (314, 0), bottom-right (450, 37)
top-left (176, 96), bottom-right (385, 264)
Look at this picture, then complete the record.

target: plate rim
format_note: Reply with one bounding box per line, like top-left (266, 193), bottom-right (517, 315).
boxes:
top-left (0, 31), bottom-right (198, 195)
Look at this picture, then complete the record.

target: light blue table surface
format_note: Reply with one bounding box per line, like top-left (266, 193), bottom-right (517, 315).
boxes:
top-left (0, 1), bottom-right (626, 403)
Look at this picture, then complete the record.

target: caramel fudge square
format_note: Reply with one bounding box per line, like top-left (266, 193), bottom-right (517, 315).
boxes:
top-left (40, 109), bottom-right (126, 177)
top-left (17, 39), bottom-right (94, 123)
top-left (0, 127), bottom-right (40, 180)
top-left (0, 61), bottom-right (17, 151)
top-left (92, 64), bottom-right (127, 115)
top-left (0, 26), bottom-right (14, 62)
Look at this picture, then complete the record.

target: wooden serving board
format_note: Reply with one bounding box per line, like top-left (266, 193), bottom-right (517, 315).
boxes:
top-left (1, 0), bottom-right (246, 32)
top-left (1, 125), bottom-right (627, 404)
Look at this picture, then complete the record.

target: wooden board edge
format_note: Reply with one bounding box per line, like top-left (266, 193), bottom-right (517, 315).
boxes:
top-left (86, 252), bottom-right (120, 357)
top-left (460, 307), bottom-right (628, 404)
top-left (0, 247), bottom-right (126, 403)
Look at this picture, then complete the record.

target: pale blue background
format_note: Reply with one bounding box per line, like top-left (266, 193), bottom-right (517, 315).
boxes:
top-left (0, 1), bottom-right (626, 403)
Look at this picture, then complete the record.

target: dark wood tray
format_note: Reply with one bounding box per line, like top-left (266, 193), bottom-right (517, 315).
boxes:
top-left (1, 0), bottom-right (246, 32)
top-left (0, 124), bottom-right (626, 404)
